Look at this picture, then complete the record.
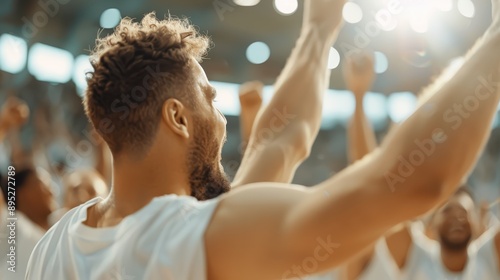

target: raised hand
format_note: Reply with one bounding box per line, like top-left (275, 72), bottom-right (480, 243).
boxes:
top-left (343, 51), bottom-right (375, 99)
top-left (239, 81), bottom-right (263, 109)
top-left (238, 81), bottom-right (264, 153)
top-left (0, 96), bottom-right (30, 131)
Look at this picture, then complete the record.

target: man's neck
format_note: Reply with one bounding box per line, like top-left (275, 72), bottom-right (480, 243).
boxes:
top-left (108, 154), bottom-right (191, 218)
top-left (440, 245), bottom-right (469, 273)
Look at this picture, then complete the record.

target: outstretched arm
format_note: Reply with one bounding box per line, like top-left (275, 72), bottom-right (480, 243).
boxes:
top-left (345, 52), bottom-right (377, 163)
top-left (231, 0), bottom-right (346, 187)
top-left (206, 3), bottom-right (500, 279)
top-left (238, 81), bottom-right (264, 153)
top-left (342, 51), bottom-right (379, 280)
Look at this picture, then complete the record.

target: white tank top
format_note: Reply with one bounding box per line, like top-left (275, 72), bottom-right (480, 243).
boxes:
top-left (401, 222), bottom-right (440, 280)
top-left (470, 226), bottom-right (500, 280)
top-left (402, 222), bottom-right (476, 280)
top-left (358, 238), bottom-right (400, 280)
top-left (26, 195), bottom-right (219, 280)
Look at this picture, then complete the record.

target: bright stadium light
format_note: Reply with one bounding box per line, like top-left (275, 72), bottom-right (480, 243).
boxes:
top-left (434, 0), bottom-right (453, 12)
top-left (210, 81), bottom-right (240, 116)
top-left (457, 0), bottom-right (475, 18)
top-left (274, 0), bottom-right (298, 15)
top-left (343, 2), bottom-right (363, 24)
top-left (73, 55), bottom-right (92, 96)
top-left (403, 0), bottom-right (455, 33)
top-left (388, 92), bottom-right (417, 123)
top-left (364, 92), bottom-right (388, 125)
top-left (374, 51), bottom-right (389, 74)
top-left (100, 8), bottom-right (121, 29)
top-left (407, 0), bottom-right (434, 33)
top-left (0, 34), bottom-right (27, 74)
top-left (324, 90), bottom-right (356, 124)
top-left (328, 47), bottom-right (340, 69)
top-left (246, 41), bottom-right (270, 64)
top-left (409, 16), bottom-right (429, 33)
top-left (28, 43), bottom-right (73, 83)
top-left (233, 0), bottom-right (260, 6)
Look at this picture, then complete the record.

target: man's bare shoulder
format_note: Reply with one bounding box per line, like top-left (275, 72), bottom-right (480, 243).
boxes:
top-left (204, 183), bottom-right (311, 280)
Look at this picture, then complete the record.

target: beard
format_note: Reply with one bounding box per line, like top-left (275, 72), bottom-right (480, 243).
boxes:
top-left (188, 118), bottom-right (231, 201)
top-left (439, 232), bottom-right (471, 251)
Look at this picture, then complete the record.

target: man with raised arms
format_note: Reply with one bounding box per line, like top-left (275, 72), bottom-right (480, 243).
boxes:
top-left (27, 0), bottom-right (500, 279)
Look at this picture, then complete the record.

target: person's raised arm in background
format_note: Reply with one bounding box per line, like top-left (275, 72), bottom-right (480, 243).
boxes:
top-left (341, 51), bottom-right (390, 280)
top-left (238, 80), bottom-right (264, 154)
top-left (0, 95), bottom-right (30, 230)
top-left (0, 96), bottom-right (29, 144)
top-left (345, 52), bottom-right (377, 163)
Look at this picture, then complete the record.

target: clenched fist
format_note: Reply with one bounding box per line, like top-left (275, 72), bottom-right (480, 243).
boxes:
top-left (0, 96), bottom-right (30, 131)
top-left (343, 51), bottom-right (375, 99)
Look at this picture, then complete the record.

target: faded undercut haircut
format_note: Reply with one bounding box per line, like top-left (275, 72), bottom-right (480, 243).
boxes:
top-left (84, 12), bottom-right (210, 156)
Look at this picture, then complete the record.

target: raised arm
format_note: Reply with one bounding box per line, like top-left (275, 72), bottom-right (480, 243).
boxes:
top-left (206, 2), bottom-right (500, 279)
top-left (231, 0), bottom-right (346, 187)
top-left (0, 96), bottom-right (30, 143)
top-left (342, 51), bottom-right (379, 280)
top-left (238, 81), bottom-right (264, 153)
top-left (345, 52), bottom-right (377, 163)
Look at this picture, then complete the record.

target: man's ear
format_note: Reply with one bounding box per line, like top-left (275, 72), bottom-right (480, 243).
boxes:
top-left (162, 99), bottom-right (190, 139)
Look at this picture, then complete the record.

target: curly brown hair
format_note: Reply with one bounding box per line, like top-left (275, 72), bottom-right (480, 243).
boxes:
top-left (84, 12), bottom-right (210, 156)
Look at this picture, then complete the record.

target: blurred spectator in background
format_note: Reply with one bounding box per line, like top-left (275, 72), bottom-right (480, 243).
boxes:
top-left (0, 171), bottom-right (50, 280)
top-left (0, 95), bottom-right (30, 144)
top-left (0, 95), bottom-right (52, 280)
top-left (63, 169), bottom-right (108, 209)
top-left (49, 168), bottom-right (108, 225)
top-left (1, 167), bottom-right (57, 231)
top-left (415, 187), bottom-right (479, 279)
top-left (341, 51), bottom-right (399, 280)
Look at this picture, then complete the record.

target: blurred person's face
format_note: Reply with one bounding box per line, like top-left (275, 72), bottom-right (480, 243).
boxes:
top-left (186, 60), bottom-right (231, 200)
top-left (18, 171), bottom-right (57, 218)
top-left (64, 171), bottom-right (108, 209)
top-left (434, 193), bottom-right (475, 251)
